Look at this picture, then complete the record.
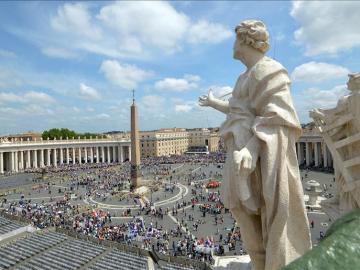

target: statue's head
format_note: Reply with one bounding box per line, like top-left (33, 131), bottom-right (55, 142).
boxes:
top-left (233, 20), bottom-right (270, 59)
top-left (347, 72), bottom-right (360, 92)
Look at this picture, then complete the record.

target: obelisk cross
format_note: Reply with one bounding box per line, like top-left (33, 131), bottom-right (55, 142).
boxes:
top-left (132, 89), bottom-right (135, 104)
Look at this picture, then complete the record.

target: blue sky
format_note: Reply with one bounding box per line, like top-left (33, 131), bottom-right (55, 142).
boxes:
top-left (0, 1), bottom-right (359, 135)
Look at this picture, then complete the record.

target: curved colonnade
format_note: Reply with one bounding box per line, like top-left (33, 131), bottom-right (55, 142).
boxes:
top-left (0, 134), bottom-right (333, 174)
top-left (297, 134), bottom-right (334, 169)
top-left (0, 138), bottom-right (131, 174)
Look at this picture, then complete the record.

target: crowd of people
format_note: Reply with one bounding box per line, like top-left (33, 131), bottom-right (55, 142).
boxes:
top-left (5, 195), bottom-right (77, 228)
top-left (1, 153), bottom-right (245, 264)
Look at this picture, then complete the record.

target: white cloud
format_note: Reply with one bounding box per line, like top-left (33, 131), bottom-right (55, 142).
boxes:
top-left (0, 91), bottom-right (55, 105)
top-left (95, 113), bottom-right (110, 120)
top-left (187, 20), bottom-right (232, 44)
top-left (302, 85), bottom-right (348, 108)
top-left (291, 1), bottom-right (360, 56)
top-left (98, 2), bottom-right (231, 54)
top-left (25, 104), bottom-right (54, 115)
top-left (292, 62), bottom-right (350, 83)
top-left (184, 74), bottom-right (201, 82)
top-left (0, 68), bottom-right (23, 89)
top-left (79, 83), bottom-right (101, 100)
top-left (23, 91), bottom-right (56, 104)
top-left (209, 85), bottom-right (233, 99)
top-left (73, 106), bottom-right (80, 113)
top-left (0, 92), bottom-right (23, 103)
top-left (41, 47), bottom-right (78, 59)
top-left (100, 60), bottom-right (153, 90)
top-left (98, 2), bottom-right (189, 54)
top-left (51, 3), bottom-right (102, 40)
top-left (294, 84), bottom-right (349, 122)
top-left (141, 95), bottom-right (165, 109)
top-left (0, 49), bottom-right (17, 58)
top-left (175, 104), bottom-right (192, 113)
top-left (13, 2), bottom-right (231, 60)
top-left (155, 74), bottom-right (201, 92)
top-left (0, 107), bottom-right (23, 116)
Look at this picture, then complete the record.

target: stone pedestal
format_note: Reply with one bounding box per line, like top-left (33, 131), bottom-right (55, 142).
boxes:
top-left (306, 180), bottom-right (322, 207)
top-left (213, 255), bottom-right (251, 270)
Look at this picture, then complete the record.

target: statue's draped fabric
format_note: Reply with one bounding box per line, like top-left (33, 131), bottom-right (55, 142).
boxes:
top-left (220, 56), bottom-right (311, 270)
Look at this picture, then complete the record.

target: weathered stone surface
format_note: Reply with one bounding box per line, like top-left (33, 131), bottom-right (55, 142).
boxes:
top-left (310, 72), bottom-right (360, 215)
top-left (198, 19), bottom-right (311, 270)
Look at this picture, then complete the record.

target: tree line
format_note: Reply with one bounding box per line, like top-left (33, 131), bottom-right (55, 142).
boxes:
top-left (42, 128), bottom-right (107, 140)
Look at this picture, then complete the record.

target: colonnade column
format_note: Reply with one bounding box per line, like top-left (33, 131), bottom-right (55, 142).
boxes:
top-left (128, 146), bottom-right (131, 161)
top-left (60, 148), bottom-right (63, 165)
top-left (53, 149), bottom-right (57, 167)
top-left (84, 147), bottom-right (88, 163)
top-left (112, 146), bottom-right (116, 162)
top-left (33, 150), bottom-right (38, 168)
top-left (11, 152), bottom-right (15, 172)
top-left (90, 147), bottom-right (94, 163)
top-left (78, 147), bottom-right (82, 164)
top-left (314, 142), bottom-right (319, 167)
top-left (26, 150), bottom-right (31, 169)
top-left (19, 151), bottom-right (24, 170)
top-left (66, 148), bottom-right (70, 164)
top-left (47, 149), bottom-right (51, 166)
top-left (118, 146), bottom-right (122, 163)
top-left (323, 143), bottom-right (328, 168)
top-left (40, 149), bottom-right (44, 168)
top-left (14, 151), bottom-right (18, 172)
top-left (296, 143), bottom-right (303, 165)
top-left (96, 147), bottom-right (99, 163)
top-left (72, 148), bottom-right (76, 164)
top-left (305, 142), bottom-right (310, 167)
top-left (0, 152), bottom-right (3, 174)
top-left (101, 147), bottom-right (105, 163)
top-left (107, 147), bottom-right (111, 164)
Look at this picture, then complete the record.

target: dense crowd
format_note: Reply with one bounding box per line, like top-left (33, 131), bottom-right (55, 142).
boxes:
top-left (5, 196), bottom-right (76, 228)
top-left (1, 153), bottom-right (245, 264)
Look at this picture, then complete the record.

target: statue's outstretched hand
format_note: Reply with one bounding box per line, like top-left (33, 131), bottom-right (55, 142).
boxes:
top-left (198, 90), bottom-right (215, 107)
top-left (233, 148), bottom-right (256, 175)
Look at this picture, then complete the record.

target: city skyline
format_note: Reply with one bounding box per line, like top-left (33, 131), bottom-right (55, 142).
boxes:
top-left (1, 1), bottom-right (360, 135)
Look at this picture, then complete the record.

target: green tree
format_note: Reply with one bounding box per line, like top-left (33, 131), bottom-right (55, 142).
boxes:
top-left (42, 128), bottom-right (105, 140)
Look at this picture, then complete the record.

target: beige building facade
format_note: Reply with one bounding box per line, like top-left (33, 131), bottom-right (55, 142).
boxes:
top-left (106, 125), bottom-right (335, 167)
top-left (140, 128), bottom-right (189, 157)
top-left (111, 127), bottom-right (221, 158)
top-left (0, 132), bottom-right (42, 142)
top-left (0, 126), bottom-right (335, 173)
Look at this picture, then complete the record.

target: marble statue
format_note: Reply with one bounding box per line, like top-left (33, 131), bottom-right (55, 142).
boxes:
top-left (310, 73), bottom-right (360, 215)
top-left (199, 20), bottom-right (311, 270)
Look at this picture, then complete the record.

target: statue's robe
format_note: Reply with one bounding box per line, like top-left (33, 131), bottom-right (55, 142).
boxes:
top-left (221, 56), bottom-right (311, 270)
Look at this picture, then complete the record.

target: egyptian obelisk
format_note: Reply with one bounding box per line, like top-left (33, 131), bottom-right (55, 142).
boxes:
top-left (130, 90), bottom-right (141, 189)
